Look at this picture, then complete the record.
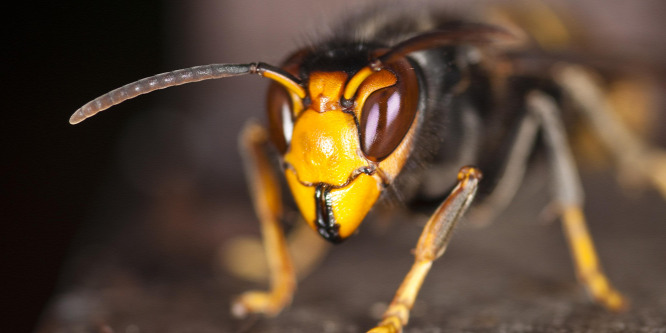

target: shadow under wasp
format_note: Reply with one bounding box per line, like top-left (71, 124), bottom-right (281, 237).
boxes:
top-left (69, 3), bottom-right (666, 332)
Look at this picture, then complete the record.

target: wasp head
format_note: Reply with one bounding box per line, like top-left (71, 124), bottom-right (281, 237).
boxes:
top-left (266, 46), bottom-right (420, 242)
top-left (70, 24), bottom-right (508, 243)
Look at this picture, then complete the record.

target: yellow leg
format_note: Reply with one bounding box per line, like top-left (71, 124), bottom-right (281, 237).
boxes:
top-left (369, 261), bottom-right (432, 333)
top-left (223, 219), bottom-right (330, 283)
top-left (561, 206), bottom-right (627, 311)
top-left (231, 122), bottom-right (296, 318)
top-left (528, 91), bottom-right (627, 311)
top-left (368, 167), bottom-right (482, 333)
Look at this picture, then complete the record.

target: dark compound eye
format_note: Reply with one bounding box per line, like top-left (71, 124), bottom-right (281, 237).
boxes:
top-left (266, 83), bottom-right (294, 154)
top-left (359, 62), bottom-right (419, 162)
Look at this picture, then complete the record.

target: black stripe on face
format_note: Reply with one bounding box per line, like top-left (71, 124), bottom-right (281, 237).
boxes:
top-left (314, 184), bottom-right (342, 243)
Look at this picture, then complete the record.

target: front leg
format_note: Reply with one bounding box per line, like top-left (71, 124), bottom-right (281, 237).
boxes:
top-left (368, 166), bottom-right (482, 333)
top-left (231, 122), bottom-right (296, 318)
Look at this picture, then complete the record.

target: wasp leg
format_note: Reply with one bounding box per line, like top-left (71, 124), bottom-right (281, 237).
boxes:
top-left (223, 219), bottom-right (329, 283)
top-left (471, 106), bottom-right (541, 225)
top-left (230, 122), bottom-right (296, 318)
top-left (368, 167), bottom-right (482, 333)
top-left (555, 65), bottom-right (666, 199)
top-left (287, 217), bottom-right (331, 279)
top-left (527, 91), bottom-right (627, 311)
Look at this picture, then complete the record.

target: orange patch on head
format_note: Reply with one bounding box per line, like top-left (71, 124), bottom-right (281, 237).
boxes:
top-left (308, 72), bottom-right (347, 112)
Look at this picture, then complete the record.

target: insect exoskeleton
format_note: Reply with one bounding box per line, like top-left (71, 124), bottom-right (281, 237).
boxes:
top-left (267, 47), bottom-right (421, 242)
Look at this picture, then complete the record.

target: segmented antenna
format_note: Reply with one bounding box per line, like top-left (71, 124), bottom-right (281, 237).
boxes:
top-left (70, 62), bottom-right (307, 125)
top-left (378, 22), bottom-right (513, 65)
top-left (343, 23), bottom-right (514, 100)
top-left (69, 63), bottom-right (257, 124)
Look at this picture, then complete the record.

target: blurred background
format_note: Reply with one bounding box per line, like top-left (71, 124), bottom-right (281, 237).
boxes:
top-left (4, 0), bottom-right (666, 332)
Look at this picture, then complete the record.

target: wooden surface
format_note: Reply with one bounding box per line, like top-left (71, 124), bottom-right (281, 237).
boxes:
top-left (37, 172), bottom-right (666, 332)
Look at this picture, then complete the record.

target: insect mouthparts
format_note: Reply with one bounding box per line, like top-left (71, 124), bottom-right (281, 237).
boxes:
top-left (314, 184), bottom-right (342, 243)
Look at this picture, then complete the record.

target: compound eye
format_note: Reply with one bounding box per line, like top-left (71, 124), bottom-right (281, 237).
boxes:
top-left (266, 83), bottom-right (294, 154)
top-left (359, 74), bottom-right (418, 162)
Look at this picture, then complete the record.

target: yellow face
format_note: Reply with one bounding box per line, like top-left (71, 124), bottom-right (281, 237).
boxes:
top-left (269, 60), bottom-right (419, 242)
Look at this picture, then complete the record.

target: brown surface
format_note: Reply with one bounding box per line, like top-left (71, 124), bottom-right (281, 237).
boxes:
top-left (37, 171), bottom-right (666, 332)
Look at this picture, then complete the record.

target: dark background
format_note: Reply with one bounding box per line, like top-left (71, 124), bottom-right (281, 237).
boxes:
top-left (4, 1), bottom-right (164, 332)
top-left (4, 1), bottom-right (666, 332)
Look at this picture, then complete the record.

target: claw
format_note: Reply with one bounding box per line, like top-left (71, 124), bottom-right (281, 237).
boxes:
top-left (367, 316), bottom-right (403, 333)
top-left (581, 271), bottom-right (629, 312)
top-left (231, 291), bottom-right (284, 318)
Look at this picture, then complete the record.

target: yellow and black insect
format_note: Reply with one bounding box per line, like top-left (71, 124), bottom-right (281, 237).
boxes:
top-left (70, 3), bottom-right (666, 332)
